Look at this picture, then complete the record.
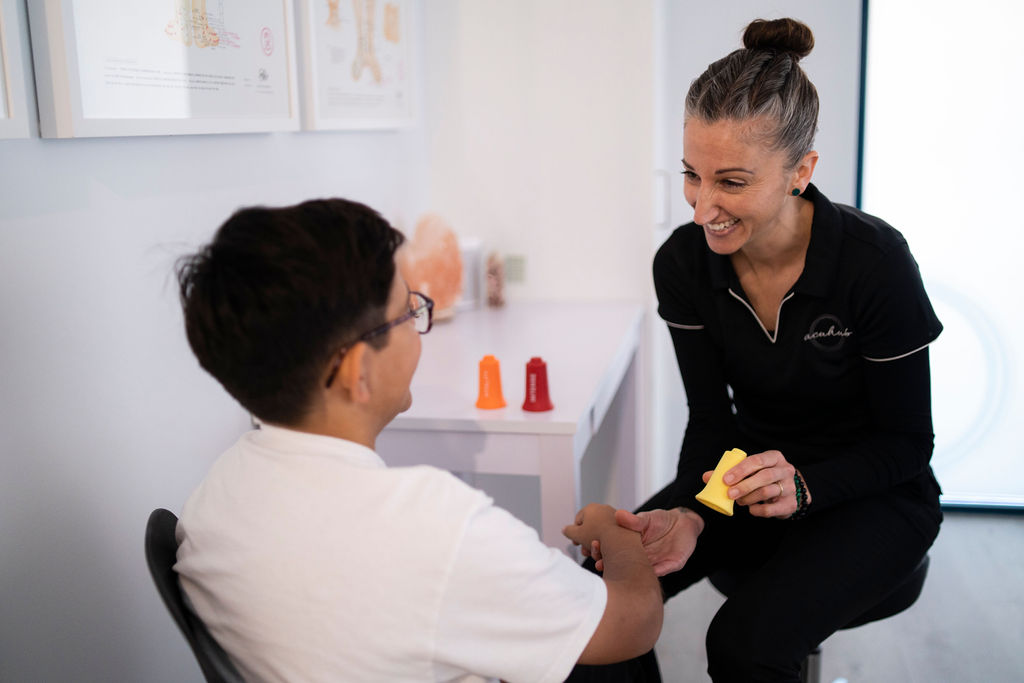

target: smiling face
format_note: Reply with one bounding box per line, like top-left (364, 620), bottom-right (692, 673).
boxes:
top-left (682, 117), bottom-right (816, 257)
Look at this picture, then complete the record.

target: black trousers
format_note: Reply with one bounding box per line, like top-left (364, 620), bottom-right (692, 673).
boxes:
top-left (567, 483), bottom-right (941, 683)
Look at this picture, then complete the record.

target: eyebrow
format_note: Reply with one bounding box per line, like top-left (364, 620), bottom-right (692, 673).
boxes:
top-left (681, 159), bottom-right (755, 175)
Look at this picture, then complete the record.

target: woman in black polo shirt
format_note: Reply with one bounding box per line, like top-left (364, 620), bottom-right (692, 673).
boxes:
top-left (579, 17), bottom-right (943, 683)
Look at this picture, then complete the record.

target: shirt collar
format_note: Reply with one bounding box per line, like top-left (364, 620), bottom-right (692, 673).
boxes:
top-left (793, 183), bottom-right (842, 297)
top-left (247, 423), bottom-right (386, 470)
top-left (705, 182), bottom-right (842, 298)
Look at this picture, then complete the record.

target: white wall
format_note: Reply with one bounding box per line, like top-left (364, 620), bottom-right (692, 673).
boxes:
top-left (423, 0), bottom-right (655, 304)
top-left (650, 0), bottom-right (864, 489)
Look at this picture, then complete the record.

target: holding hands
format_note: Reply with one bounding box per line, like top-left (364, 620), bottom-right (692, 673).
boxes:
top-left (606, 508), bottom-right (703, 576)
top-left (572, 450), bottom-right (811, 578)
top-left (574, 507), bottom-right (702, 577)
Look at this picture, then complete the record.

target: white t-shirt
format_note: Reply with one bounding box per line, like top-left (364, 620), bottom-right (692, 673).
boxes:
top-left (175, 424), bottom-right (606, 682)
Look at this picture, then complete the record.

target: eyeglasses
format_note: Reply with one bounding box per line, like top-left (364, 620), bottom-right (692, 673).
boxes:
top-left (324, 291), bottom-right (434, 388)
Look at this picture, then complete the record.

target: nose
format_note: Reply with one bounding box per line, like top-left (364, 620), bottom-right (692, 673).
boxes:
top-left (690, 184), bottom-right (718, 226)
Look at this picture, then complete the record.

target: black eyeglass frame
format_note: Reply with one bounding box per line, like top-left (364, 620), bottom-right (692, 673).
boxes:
top-left (324, 291), bottom-right (434, 388)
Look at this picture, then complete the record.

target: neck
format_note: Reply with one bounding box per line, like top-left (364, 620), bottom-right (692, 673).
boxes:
top-left (287, 404), bottom-right (383, 450)
top-left (733, 197), bottom-right (813, 273)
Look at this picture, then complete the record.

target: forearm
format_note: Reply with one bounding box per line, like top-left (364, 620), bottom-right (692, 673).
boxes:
top-left (800, 430), bottom-right (933, 510)
top-left (668, 325), bottom-right (743, 519)
top-left (799, 349), bottom-right (936, 510)
top-left (578, 526), bottom-right (663, 664)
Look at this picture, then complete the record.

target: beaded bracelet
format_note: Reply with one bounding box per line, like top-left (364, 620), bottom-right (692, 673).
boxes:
top-left (790, 471), bottom-right (810, 520)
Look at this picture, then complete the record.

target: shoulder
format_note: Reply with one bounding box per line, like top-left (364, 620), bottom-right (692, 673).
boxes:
top-left (833, 203), bottom-right (914, 262)
top-left (653, 223), bottom-right (718, 327)
top-left (654, 222), bottom-right (707, 280)
top-left (822, 202), bottom-right (931, 295)
top-left (825, 205), bottom-right (942, 357)
top-left (386, 465), bottom-right (492, 519)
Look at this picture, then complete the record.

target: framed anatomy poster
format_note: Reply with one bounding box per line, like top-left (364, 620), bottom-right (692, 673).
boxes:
top-left (296, 0), bottom-right (416, 130)
top-left (0, 0), bottom-right (35, 138)
top-left (28, 0), bottom-right (300, 137)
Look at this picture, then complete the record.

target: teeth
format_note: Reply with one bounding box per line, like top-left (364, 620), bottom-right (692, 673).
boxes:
top-left (705, 218), bottom-right (739, 233)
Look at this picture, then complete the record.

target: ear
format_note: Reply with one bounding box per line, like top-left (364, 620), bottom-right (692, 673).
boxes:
top-left (792, 150), bottom-right (819, 191)
top-left (331, 342), bottom-right (372, 404)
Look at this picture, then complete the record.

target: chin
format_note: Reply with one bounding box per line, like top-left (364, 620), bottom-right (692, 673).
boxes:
top-left (704, 223), bottom-right (750, 252)
top-left (705, 238), bottom-right (741, 256)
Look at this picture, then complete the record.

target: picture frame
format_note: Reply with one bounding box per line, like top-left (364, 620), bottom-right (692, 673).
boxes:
top-left (28, 0), bottom-right (301, 138)
top-left (0, 0), bottom-right (36, 139)
top-left (295, 0), bottom-right (416, 130)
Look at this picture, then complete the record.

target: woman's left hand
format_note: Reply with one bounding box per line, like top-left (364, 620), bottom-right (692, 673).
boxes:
top-left (702, 449), bottom-right (797, 519)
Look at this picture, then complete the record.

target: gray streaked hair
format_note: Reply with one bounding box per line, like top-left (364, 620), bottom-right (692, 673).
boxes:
top-left (685, 18), bottom-right (819, 168)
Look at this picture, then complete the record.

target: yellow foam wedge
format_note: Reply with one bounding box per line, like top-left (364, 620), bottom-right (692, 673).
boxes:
top-left (695, 448), bottom-right (747, 516)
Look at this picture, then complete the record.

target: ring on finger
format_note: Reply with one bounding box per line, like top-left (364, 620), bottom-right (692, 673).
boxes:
top-left (776, 481), bottom-right (785, 498)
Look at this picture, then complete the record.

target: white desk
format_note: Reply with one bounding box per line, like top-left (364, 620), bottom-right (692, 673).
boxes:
top-left (376, 301), bottom-right (645, 552)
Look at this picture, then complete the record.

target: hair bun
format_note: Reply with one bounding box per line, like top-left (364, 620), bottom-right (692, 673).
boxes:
top-left (743, 18), bottom-right (814, 60)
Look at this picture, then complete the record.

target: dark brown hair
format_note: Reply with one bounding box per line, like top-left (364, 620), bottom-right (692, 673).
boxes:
top-left (177, 198), bottom-right (404, 425)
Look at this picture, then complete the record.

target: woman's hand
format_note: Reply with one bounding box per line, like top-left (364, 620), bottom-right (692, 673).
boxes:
top-left (585, 507), bottom-right (704, 576)
top-left (703, 449), bottom-right (801, 518)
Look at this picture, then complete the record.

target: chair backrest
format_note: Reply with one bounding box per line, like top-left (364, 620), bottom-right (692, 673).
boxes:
top-left (145, 508), bottom-right (245, 683)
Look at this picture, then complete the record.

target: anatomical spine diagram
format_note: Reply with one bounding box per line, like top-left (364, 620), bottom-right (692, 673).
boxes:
top-left (165, 0), bottom-right (220, 48)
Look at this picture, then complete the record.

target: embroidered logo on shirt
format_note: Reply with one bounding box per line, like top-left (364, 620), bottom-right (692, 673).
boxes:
top-left (804, 314), bottom-right (852, 350)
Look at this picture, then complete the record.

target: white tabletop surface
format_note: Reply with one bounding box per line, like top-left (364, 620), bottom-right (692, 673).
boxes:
top-left (388, 301), bottom-right (644, 436)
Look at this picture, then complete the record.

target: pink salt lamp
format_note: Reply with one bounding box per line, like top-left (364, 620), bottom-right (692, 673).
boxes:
top-left (396, 214), bottom-right (463, 320)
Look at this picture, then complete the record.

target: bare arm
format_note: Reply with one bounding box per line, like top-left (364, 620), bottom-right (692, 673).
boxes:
top-left (563, 504), bottom-right (663, 664)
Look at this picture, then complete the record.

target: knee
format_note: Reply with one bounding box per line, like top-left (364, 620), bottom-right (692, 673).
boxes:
top-left (706, 601), bottom-right (803, 682)
top-left (706, 610), bottom-right (763, 681)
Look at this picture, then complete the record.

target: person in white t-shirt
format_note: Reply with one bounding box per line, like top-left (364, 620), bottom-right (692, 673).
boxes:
top-left (173, 198), bottom-right (663, 682)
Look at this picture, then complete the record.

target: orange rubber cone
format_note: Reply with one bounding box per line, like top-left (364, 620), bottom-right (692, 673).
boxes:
top-left (475, 355), bottom-right (507, 409)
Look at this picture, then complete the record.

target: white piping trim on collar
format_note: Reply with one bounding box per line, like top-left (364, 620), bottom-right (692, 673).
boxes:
top-left (728, 288), bottom-right (794, 344)
top-left (863, 341), bottom-right (933, 363)
top-left (665, 321), bottom-right (705, 330)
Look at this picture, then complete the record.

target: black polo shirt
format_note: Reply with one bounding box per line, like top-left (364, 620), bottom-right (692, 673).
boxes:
top-left (654, 183), bottom-right (942, 477)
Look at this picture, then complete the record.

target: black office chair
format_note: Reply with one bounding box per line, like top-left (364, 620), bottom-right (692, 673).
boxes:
top-left (145, 508), bottom-right (245, 683)
top-left (708, 554), bottom-right (930, 683)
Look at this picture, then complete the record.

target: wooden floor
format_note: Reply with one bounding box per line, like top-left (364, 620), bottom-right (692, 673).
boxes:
top-left (655, 509), bottom-right (1024, 682)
